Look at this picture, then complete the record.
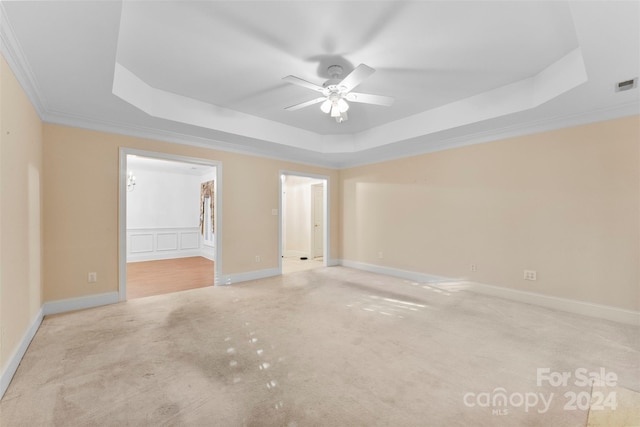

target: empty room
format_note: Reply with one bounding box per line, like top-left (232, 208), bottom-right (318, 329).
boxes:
top-left (0, 1), bottom-right (638, 426)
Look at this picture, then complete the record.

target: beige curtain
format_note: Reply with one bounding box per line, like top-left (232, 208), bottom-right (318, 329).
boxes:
top-left (200, 180), bottom-right (214, 234)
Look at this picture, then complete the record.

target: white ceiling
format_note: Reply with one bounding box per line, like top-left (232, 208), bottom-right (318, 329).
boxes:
top-left (1, 1), bottom-right (638, 168)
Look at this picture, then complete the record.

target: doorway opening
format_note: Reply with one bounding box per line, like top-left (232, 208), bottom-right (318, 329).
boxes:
top-left (279, 172), bottom-right (329, 274)
top-left (119, 149), bottom-right (222, 301)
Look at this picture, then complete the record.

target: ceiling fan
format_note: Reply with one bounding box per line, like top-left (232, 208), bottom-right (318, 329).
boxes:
top-left (282, 64), bottom-right (394, 123)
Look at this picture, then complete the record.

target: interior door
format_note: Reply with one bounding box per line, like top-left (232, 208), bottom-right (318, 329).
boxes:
top-left (312, 183), bottom-right (324, 259)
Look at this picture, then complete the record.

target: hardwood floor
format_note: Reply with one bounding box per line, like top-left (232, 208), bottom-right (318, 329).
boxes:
top-left (126, 256), bottom-right (214, 299)
top-left (127, 256), bottom-right (323, 299)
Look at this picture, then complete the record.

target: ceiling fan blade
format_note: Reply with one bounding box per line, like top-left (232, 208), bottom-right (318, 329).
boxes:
top-left (282, 75), bottom-right (325, 93)
top-left (284, 97), bottom-right (327, 111)
top-left (339, 64), bottom-right (375, 93)
top-left (345, 92), bottom-right (395, 106)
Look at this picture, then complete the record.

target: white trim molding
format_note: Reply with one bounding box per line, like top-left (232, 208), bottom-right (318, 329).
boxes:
top-left (0, 2), bottom-right (48, 117)
top-left (1, 293), bottom-right (119, 399)
top-left (119, 148), bottom-right (223, 302)
top-left (326, 258), bottom-right (341, 267)
top-left (42, 292), bottom-right (119, 316)
top-left (278, 170), bottom-right (331, 275)
top-left (126, 226), bottom-right (208, 263)
top-left (0, 308), bottom-right (43, 400)
top-left (283, 250), bottom-right (309, 259)
top-left (339, 259), bottom-right (640, 326)
top-left (0, 1), bottom-right (637, 170)
top-left (217, 268), bottom-right (280, 286)
top-left (461, 281), bottom-right (640, 326)
top-left (340, 260), bottom-right (450, 284)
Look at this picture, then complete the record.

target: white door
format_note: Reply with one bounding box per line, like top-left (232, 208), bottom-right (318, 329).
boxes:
top-left (312, 183), bottom-right (324, 259)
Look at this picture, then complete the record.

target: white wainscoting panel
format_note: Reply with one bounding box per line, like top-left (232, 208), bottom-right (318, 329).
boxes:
top-left (130, 234), bottom-right (153, 253)
top-left (127, 227), bottom-right (209, 262)
top-left (157, 232), bottom-right (178, 251)
top-left (181, 232), bottom-right (200, 250)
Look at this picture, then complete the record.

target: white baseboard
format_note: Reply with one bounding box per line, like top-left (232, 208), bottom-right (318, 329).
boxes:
top-left (216, 268), bottom-right (280, 286)
top-left (463, 281), bottom-right (640, 326)
top-left (283, 250), bottom-right (308, 258)
top-left (200, 253), bottom-right (216, 262)
top-left (340, 259), bottom-right (450, 283)
top-left (0, 308), bottom-right (43, 400)
top-left (200, 244), bottom-right (216, 261)
top-left (43, 292), bottom-right (119, 316)
top-left (326, 258), bottom-right (341, 267)
top-left (127, 250), bottom-right (202, 263)
top-left (339, 259), bottom-right (640, 326)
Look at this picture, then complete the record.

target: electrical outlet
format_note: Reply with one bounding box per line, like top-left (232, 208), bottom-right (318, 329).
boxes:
top-left (524, 270), bottom-right (537, 281)
top-left (255, 255), bottom-right (261, 263)
top-left (88, 272), bottom-right (97, 283)
top-left (377, 251), bottom-right (383, 259)
top-left (470, 264), bottom-right (477, 272)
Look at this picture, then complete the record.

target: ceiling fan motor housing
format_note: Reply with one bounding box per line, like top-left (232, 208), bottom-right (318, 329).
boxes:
top-left (327, 65), bottom-right (344, 78)
top-left (283, 62), bottom-right (394, 124)
top-left (323, 65), bottom-right (347, 94)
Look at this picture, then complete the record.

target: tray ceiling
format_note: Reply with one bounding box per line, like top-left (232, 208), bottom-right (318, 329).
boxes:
top-left (1, 1), bottom-right (638, 167)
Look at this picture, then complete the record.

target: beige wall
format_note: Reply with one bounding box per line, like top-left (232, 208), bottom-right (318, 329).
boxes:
top-left (1, 49), bottom-right (638, 380)
top-left (341, 116), bottom-right (640, 311)
top-left (0, 56), bottom-right (43, 371)
top-left (42, 124), bottom-right (340, 301)
top-left (40, 115), bottom-right (640, 310)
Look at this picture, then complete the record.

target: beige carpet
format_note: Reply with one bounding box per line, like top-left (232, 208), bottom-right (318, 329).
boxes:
top-left (282, 256), bottom-right (324, 274)
top-left (1, 267), bottom-right (638, 426)
top-left (587, 386), bottom-right (640, 426)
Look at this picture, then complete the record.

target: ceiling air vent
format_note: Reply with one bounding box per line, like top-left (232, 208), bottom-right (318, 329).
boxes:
top-left (615, 77), bottom-right (637, 92)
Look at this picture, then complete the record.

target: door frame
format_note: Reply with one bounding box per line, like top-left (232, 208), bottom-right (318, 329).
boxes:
top-left (310, 183), bottom-right (324, 259)
top-left (278, 170), bottom-right (330, 274)
top-left (118, 148), bottom-right (223, 301)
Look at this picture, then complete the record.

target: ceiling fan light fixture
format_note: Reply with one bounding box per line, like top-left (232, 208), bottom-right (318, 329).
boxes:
top-left (330, 103), bottom-right (341, 117)
top-left (320, 99), bottom-right (332, 114)
top-left (283, 63), bottom-right (393, 125)
top-left (337, 98), bottom-right (349, 113)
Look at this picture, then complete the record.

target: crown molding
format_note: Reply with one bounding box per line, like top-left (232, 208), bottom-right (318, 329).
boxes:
top-left (43, 109), bottom-right (341, 169)
top-left (42, 100), bottom-right (640, 171)
top-left (0, 2), bottom-right (48, 117)
top-left (2, 1), bottom-right (636, 170)
top-left (335, 101), bottom-right (640, 168)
